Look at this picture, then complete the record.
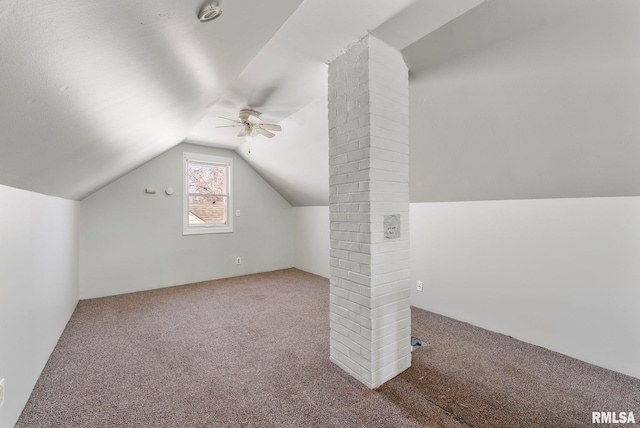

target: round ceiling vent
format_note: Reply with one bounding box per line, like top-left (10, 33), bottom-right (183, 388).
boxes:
top-left (198, 4), bottom-right (222, 22)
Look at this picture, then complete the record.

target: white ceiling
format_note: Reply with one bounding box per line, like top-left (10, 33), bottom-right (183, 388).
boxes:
top-left (0, 0), bottom-right (480, 203)
top-left (186, 0), bottom-right (417, 148)
top-left (5, 0), bottom-right (636, 207)
top-left (0, 0), bottom-right (302, 199)
top-left (405, 0), bottom-right (640, 202)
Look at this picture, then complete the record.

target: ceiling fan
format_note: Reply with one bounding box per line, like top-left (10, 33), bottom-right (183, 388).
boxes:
top-left (217, 109), bottom-right (282, 141)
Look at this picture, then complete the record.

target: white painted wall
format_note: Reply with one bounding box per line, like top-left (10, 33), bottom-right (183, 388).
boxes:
top-left (293, 207), bottom-right (329, 278)
top-left (0, 185), bottom-right (79, 428)
top-left (79, 143), bottom-right (294, 299)
top-left (411, 198), bottom-right (640, 379)
top-left (293, 199), bottom-right (640, 379)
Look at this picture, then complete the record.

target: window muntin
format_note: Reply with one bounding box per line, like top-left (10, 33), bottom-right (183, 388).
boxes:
top-left (183, 153), bottom-right (232, 234)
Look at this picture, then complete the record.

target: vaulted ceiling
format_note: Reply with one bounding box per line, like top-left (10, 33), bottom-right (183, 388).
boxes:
top-left (3, 0), bottom-right (638, 206)
top-left (0, 0), bottom-right (298, 199)
top-left (0, 0), bottom-right (481, 202)
top-left (406, 0), bottom-right (640, 202)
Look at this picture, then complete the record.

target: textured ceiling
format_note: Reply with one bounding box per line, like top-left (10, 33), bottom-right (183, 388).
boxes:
top-left (187, 0), bottom-right (483, 206)
top-left (0, 0), bottom-right (483, 204)
top-left (5, 0), bottom-right (636, 207)
top-left (0, 0), bottom-right (302, 200)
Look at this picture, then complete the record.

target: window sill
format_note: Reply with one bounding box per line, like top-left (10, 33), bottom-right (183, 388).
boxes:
top-left (183, 226), bottom-right (233, 235)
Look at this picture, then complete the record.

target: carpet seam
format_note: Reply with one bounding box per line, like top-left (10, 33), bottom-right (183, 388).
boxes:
top-left (418, 394), bottom-right (476, 428)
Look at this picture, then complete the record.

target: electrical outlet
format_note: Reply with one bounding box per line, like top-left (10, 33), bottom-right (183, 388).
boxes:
top-left (416, 280), bottom-right (423, 292)
top-left (236, 257), bottom-right (242, 265)
top-left (235, 209), bottom-right (241, 217)
top-left (0, 378), bottom-right (5, 409)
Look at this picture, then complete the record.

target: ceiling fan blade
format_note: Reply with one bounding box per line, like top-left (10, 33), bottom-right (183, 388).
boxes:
top-left (260, 124), bottom-right (281, 132)
top-left (216, 125), bottom-right (242, 128)
top-left (219, 116), bottom-right (242, 123)
top-left (237, 129), bottom-right (247, 137)
top-left (256, 128), bottom-right (275, 138)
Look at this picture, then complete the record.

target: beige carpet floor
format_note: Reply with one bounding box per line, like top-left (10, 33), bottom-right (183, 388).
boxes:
top-left (17, 269), bottom-right (640, 427)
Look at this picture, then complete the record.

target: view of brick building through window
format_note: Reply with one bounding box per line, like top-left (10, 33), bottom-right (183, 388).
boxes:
top-left (188, 198), bottom-right (226, 224)
top-left (187, 161), bottom-right (228, 225)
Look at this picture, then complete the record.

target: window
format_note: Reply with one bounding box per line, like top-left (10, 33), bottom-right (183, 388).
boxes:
top-left (183, 152), bottom-right (232, 235)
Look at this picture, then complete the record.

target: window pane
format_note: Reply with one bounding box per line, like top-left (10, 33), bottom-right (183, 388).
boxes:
top-left (188, 196), bottom-right (227, 225)
top-left (183, 153), bottom-right (232, 235)
top-left (188, 163), bottom-right (226, 195)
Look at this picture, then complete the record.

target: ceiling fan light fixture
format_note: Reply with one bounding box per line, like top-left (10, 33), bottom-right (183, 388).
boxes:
top-left (198, 4), bottom-right (222, 22)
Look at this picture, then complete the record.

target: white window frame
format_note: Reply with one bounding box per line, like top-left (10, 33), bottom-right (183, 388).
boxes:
top-left (183, 152), bottom-right (233, 235)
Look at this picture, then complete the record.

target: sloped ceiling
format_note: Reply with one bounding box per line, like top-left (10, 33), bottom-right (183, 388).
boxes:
top-left (0, 0), bottom-right (483, 204)
top-left (186, 0), bottom-right (417, 146)
top-left (0, 0), bottom-right (303, 200)
top-left (5, 0), bottom-right (637, 207)
top-left (405, 0), bottom-right (640, 202)
top-left (187, 0), bottom-right (484, 206)
top-left (236, 95), bottom-right (329, 207)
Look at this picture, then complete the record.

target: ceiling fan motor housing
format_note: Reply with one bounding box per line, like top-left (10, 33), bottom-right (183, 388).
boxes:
top-left (239, 108), bottom-right (262, 124)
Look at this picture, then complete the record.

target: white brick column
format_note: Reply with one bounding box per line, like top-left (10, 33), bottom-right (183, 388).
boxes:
top-left (328, 35), bottom-right (410, 389)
